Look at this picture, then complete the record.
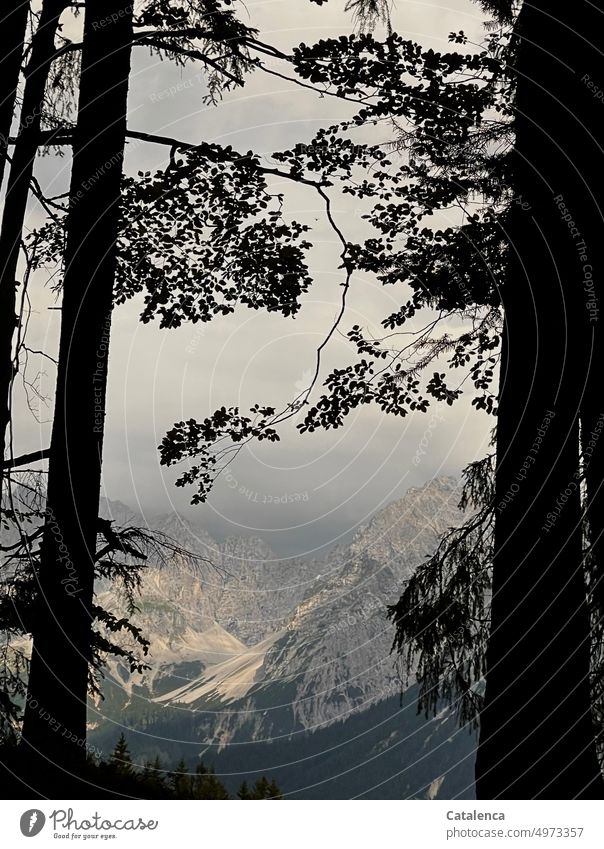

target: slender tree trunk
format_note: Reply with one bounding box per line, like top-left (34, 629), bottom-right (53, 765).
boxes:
top-left (476, 0), bottom-right (604, 798)
top-left (576, 6), bottom-right (604, 655)
top-left (0, 0), bottom-right (67, 498)
top-left (582, 355), bottom-right (604, 641)
top-left (20, 0), bottom-right (133, 789)
top-left (0, 2), bottom-right (30, 192)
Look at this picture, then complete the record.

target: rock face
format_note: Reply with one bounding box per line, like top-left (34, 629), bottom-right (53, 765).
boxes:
top-left (99, 502), bottom-right (318, 647)
top-left (92, 477), bottom-right (474, 798)
top-left (259, 476), bottom-right (463, 729)
top-left (96, 477), bottom-right (461, 721)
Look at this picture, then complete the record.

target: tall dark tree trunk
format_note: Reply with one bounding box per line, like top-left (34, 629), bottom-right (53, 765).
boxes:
top-left (476, 0), bottom-right (604, 798)
top-left (0, 0), bottom-right (67, 497)
top-left (576, 6), bottom-right (604, 652)
top-left (0, 2), bottom-right (30, 191)
top-left (20, 0), bottom-right (133, 787)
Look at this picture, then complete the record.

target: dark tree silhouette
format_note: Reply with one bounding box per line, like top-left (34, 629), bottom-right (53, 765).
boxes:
top-left (168, 759), bottom-right (231, 799)
top-left (237, 777), bottom-right (282, 799)
top-left (0, 2), bottom-right (30, 192)
top-left (0, 0), bottom-right (68, 497)
top-left (474, 0), bottom-right (604, 799)
top-left (20, 0), bottom-right (135, 782)
top-left (109, 733), bottom-right (134, 778)
top-left (14, 0), bottom-right (319, 792)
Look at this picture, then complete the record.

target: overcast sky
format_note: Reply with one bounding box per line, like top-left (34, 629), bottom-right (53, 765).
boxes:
top-left (17, 0), bottom-right (493, 556)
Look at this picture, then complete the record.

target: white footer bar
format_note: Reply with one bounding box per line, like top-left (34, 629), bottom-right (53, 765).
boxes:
top-left (2, 800), bottom-right (602, 848)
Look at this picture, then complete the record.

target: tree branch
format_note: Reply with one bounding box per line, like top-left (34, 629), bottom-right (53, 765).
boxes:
top-left (124, 129), bottom-right (330, 188)
top-left (2, 448), bottom-right (50, 469)
top-left (138, 39), bottom-right (244, 87)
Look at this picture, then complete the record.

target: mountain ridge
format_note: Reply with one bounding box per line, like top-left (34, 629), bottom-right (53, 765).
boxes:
top-left (91, 476), bottom-right (474, 798)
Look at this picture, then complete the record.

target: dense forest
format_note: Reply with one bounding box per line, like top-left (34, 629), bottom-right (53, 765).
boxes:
top-left (0, 0), bottom-right (603, 801)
